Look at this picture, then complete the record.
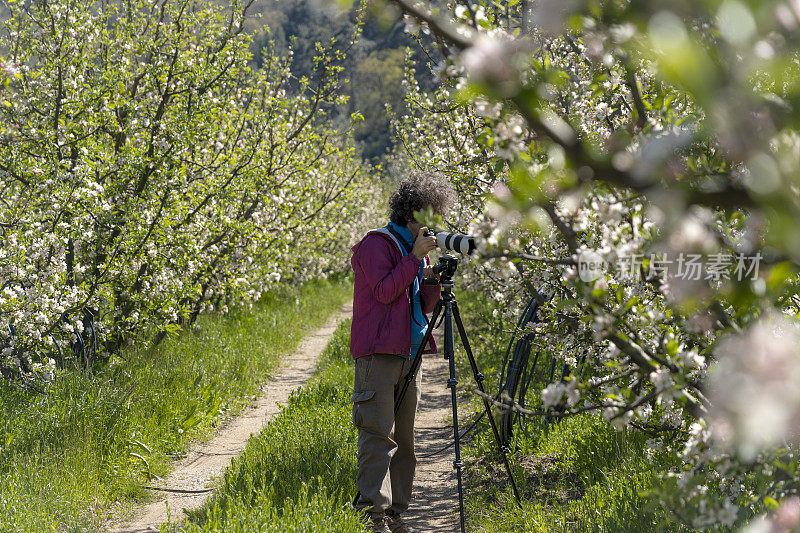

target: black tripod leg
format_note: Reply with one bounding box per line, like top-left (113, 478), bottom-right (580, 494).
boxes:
top-left (444, 298), bottom-right (467, 533)
top-left (352, 299), bottom-right (443, 508)
top-left (452, 301), bottom-right (523, 507)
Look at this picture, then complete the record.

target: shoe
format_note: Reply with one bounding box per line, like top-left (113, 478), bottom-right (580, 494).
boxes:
top-left (367, 511), bottom-right (392, 533)
top-left (386, 510), bottom-right (417, 533)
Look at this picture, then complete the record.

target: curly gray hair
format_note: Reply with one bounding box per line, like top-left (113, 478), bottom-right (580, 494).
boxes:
top-left (388, 171), bottom-right (455, 226)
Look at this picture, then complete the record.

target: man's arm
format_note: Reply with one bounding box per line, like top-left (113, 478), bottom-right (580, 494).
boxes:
top-left (357, 235), bottom-right (421, 305)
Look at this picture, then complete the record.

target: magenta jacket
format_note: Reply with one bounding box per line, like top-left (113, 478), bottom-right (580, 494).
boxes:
top-left (350, 229), bottom-right (440, 359)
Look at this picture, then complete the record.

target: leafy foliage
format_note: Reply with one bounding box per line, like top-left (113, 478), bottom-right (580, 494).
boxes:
top-left (0, 0), bottom-right (381, 378)
top-left (241, 0), bottom-right (439, 160)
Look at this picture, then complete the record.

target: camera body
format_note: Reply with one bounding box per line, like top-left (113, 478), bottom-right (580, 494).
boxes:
top-left (423, 254), bottom-right (459, 285)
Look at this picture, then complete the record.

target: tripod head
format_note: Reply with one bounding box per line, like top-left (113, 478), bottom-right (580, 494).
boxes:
top-left (423, 254), bottom-right (459, 286)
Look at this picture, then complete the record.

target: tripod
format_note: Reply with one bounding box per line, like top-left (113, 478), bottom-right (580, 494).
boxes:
top-left (354, 254), bottom-right (521, 533)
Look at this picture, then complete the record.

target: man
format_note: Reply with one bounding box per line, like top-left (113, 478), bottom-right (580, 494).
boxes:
top-left (350, 172), bottom-right (454, 533)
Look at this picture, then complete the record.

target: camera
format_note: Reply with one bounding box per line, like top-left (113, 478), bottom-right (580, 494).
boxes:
top-left (423, 253), bottom-right (460, 285)
top-left (426, 229), bottom-right (477, 255)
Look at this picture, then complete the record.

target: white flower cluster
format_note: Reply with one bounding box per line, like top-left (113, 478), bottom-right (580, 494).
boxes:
top-left (708, 316), bottom-right (800, 460)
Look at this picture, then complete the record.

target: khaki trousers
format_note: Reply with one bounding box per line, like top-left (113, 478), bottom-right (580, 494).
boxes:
top-left (352, 353), bottom-right (422, 514)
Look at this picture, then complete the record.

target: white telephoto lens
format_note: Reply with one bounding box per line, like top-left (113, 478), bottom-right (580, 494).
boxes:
top-left (436, 232), bottom-right (477, 255)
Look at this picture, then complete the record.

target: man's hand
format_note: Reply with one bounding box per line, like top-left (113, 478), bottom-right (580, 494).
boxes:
top-left (423, 265), bottom-right (440, 281)
top-left (412, 226), bottom-right (437, 260)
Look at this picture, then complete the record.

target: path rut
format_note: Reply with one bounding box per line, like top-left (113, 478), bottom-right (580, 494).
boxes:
top-left (111, 301), bottom-right (353, 533)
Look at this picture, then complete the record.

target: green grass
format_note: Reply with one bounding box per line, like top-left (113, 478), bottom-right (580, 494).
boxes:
top-left (0, 278), bottom-right (352, 533)
top-left (465, 415), bottom-right (683, 532)
top-left (179, 318), bottom-right (366, 533)
top-left (453, 290), bottom-right (687, 533)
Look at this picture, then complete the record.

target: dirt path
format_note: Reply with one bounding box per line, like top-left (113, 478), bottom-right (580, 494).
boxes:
top-left (405, 352), bottom-right (461, 532)
top-left (111, 301), bottom-right (353, 533)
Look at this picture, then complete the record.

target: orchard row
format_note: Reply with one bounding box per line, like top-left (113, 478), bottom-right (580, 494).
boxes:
top-left (0, 0), bottom-right (382, 377)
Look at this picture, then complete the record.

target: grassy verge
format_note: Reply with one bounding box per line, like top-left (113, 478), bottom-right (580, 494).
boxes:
top-left (179, 318), bottom-right (366, 533)
top-left (454, 290), bottom-right (686, 533)
top-left (0, 278), bottom-right (352, 533)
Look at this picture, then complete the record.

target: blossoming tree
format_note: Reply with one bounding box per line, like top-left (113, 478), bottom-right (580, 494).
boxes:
top-left (361, 0), bottom-right (800, 528)
top-left (0, 0), bottom-right (381, 377)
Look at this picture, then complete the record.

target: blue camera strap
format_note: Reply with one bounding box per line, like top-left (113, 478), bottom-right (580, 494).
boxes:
top-left (384, 223), bottom-right (429, 356)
